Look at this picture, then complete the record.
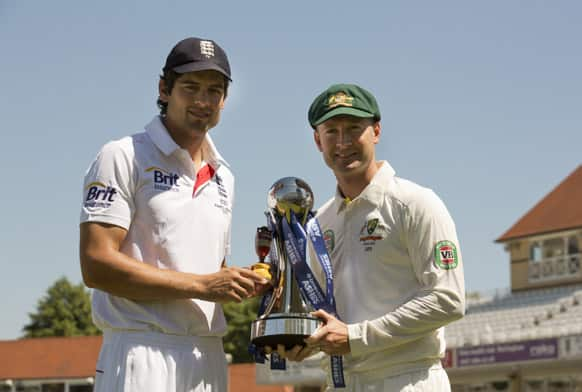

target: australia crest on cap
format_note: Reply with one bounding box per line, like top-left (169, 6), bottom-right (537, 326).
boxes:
top-left (327, 92), bottom-right (354, 109)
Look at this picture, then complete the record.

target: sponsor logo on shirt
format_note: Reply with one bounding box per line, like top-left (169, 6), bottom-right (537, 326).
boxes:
top-left (215, 174), bottom-right (229, 198)
top-left (359, 218), bottom-right (383, 241)
top-left (434, 240), bottom-right (459, 270)
top-left (359, 218), bottom-right (385, 251)
top-left (84, 181), bottom-right (117, 208)
top-left (146, 166), bottom-right (180, 192)
top-left (212, 174), bottom-right (231, 214)
top-left (214, 197), bottom-right (231, 214)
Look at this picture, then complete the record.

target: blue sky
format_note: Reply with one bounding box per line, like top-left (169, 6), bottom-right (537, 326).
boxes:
top-left (1, 1), bottom-right (580, 339)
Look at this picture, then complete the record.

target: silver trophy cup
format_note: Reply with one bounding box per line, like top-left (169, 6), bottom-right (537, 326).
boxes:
top-left (250, 177), bottom-right (320, 350)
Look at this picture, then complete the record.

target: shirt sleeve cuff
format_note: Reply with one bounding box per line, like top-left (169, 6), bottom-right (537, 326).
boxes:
top-left (80, 214), bottom-right (131, 231)
top-left (348, 322), bottom-right (366, 357)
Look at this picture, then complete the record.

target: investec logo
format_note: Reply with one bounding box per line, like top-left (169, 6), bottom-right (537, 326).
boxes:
top-left (146, 166), bottom-right (180, 192)
top-left (84, 181), bottom-right (117, 208)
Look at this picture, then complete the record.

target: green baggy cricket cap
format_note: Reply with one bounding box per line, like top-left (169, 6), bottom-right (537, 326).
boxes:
top-left (308, 83), bottom-right (381, 128)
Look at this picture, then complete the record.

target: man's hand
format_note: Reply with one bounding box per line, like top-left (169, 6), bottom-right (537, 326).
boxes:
top-left (250, 262), bottom-right (274, 296)
top-left (264, 344), bottom-right (320, 362)
top-left (264, 309), bottom-right (351, 361)
top-left (304, 309), bottom-right (351, 356)
top-left (197, 267), bottom-right (269, 303)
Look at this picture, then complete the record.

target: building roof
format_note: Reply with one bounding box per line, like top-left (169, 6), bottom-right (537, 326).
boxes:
top-left (497, 165), bottom-right (582, 242)
top-left (0, 336), bottom-right (294, 391)
top-left (0, 335), bottom-right (102, 380)
top-left (229, 364), bottom-right (294, 392)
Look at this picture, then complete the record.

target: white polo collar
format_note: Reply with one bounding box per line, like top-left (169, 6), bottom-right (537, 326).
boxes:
top-left (334, 161), bottom-right (395, 213)
top-left (144, 116), bottom-right (229, 170)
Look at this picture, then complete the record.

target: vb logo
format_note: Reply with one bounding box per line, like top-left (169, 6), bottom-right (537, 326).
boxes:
top-left (434, 241), bottom-right (458, 270)
top-left (440, 247), bottom-right (454, 263)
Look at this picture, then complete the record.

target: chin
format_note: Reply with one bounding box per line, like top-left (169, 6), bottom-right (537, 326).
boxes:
top-left (338, 161), bottom-right (361, 170)
top-left (186, 121), bottom-right (208, 132)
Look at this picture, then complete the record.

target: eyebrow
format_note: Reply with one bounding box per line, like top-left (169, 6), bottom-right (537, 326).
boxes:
top-left (180, 80), bottom-right (200, 85)
top-left (181, 80), bottom-right (224, 89)
top-left (323, 120), bottom-right (365, 129)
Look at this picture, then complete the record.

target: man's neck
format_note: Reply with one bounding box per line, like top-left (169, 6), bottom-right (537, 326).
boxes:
top-left (336, 161), bottom-right (381, 200)
top-left (162, 117), bottom-right (206, 166)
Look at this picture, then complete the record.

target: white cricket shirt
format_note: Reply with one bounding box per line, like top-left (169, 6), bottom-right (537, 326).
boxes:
top-left (310, 161), bottom-right (465, 381)
top-left (80, 116), bottom-right (234, 337)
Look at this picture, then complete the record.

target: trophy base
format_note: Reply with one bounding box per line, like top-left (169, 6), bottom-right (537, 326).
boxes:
top-left (251, 313), bottom-right (320, 350)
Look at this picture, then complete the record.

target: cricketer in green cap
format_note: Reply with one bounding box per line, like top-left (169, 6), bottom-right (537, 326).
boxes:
top-left (285, 82), bottom-right (463, 392)
top-left (308, 83), bottom-right (381, 128)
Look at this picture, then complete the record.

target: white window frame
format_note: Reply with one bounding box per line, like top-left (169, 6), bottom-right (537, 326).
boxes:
top-left (527, 230), bottom-right (581, 283)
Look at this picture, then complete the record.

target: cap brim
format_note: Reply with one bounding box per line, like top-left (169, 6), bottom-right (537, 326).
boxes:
top-left (312, 107), bottom-right (375, 127)
top-left (170, 62), bottom-right (232, 81)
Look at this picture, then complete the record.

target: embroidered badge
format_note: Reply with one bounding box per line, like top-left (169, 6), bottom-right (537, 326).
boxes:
top-left (324, 229), bottom-right (335, 253)
top-left (200, 40), bottom-right (215, 58)
top-left (359, 218), bottom-right (384, 251)
top-left (366, 218), bottom-right (379, 235)
top-left (327, 92), bottom-right (354, 109)
top-left (434, 240), bottom-right (459, 270)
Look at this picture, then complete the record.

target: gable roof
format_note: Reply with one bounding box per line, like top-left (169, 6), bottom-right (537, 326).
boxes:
top-left (497, 165), bottom-right (582, 242)
top-left (0, 335), bottom-right (102, 380)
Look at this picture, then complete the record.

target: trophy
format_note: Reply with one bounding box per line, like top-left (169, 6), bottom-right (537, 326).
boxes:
top-left (250, 177), bottom-right (322, 350)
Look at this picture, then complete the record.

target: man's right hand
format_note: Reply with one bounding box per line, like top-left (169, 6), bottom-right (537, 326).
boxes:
top-left (196, 267), bottom-right (269, 303)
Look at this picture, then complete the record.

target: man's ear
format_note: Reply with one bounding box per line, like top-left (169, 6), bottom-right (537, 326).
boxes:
top-left (313, 130), bottom-right (323, 152)
top-left (159, 79), bottom-right (169, 102)
top-left (372, 122), bottom-right (381, 144)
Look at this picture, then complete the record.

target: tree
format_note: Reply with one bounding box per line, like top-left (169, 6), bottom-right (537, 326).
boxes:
top-left (222, 297), bottom-right (260, 363)
top-left (23, 277), bottom-right (101, 337)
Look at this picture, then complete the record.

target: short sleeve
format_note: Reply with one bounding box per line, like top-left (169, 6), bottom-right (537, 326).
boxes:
top-left (80, 139), bottom-right (136, 230)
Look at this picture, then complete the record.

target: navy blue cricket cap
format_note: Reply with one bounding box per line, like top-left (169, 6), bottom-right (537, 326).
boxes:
top-left (163, 37), bottom-right (232, 81)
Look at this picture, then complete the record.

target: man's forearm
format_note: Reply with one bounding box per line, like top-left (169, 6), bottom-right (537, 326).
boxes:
top-left (348, 289), bottom-right (464, 356)
top-left (81, 247), bottom-right (206, 301)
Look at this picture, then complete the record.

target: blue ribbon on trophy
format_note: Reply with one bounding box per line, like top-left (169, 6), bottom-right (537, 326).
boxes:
top-left (250, 177), bottom-right (345, 388)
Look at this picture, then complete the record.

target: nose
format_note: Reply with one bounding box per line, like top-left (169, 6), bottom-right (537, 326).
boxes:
top-left (192, 90), bottom-right (211, 106)
top-left (336, 130), bottom-right (353, 147)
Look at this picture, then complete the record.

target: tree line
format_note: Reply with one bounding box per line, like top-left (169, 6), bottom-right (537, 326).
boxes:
top-left (23, 277), bottom-right (260, 363)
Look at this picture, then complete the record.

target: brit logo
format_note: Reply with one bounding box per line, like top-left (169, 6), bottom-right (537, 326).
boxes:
top-left (84, 181), bottom-right (117, 208)
top-left (434, 240), bottom-right (459, 270)
top-left (200, 40), bottom-right (215, 58)
top-left (146, 166), bottom-right (180, 192)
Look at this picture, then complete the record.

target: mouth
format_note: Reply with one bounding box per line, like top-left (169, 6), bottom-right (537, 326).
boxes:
top-left (336, 152), bottom-right (357, 160)
top-left (334, 152), bottom-right (360, 167)
top-left (187, 110), bottom-right (211, 119)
